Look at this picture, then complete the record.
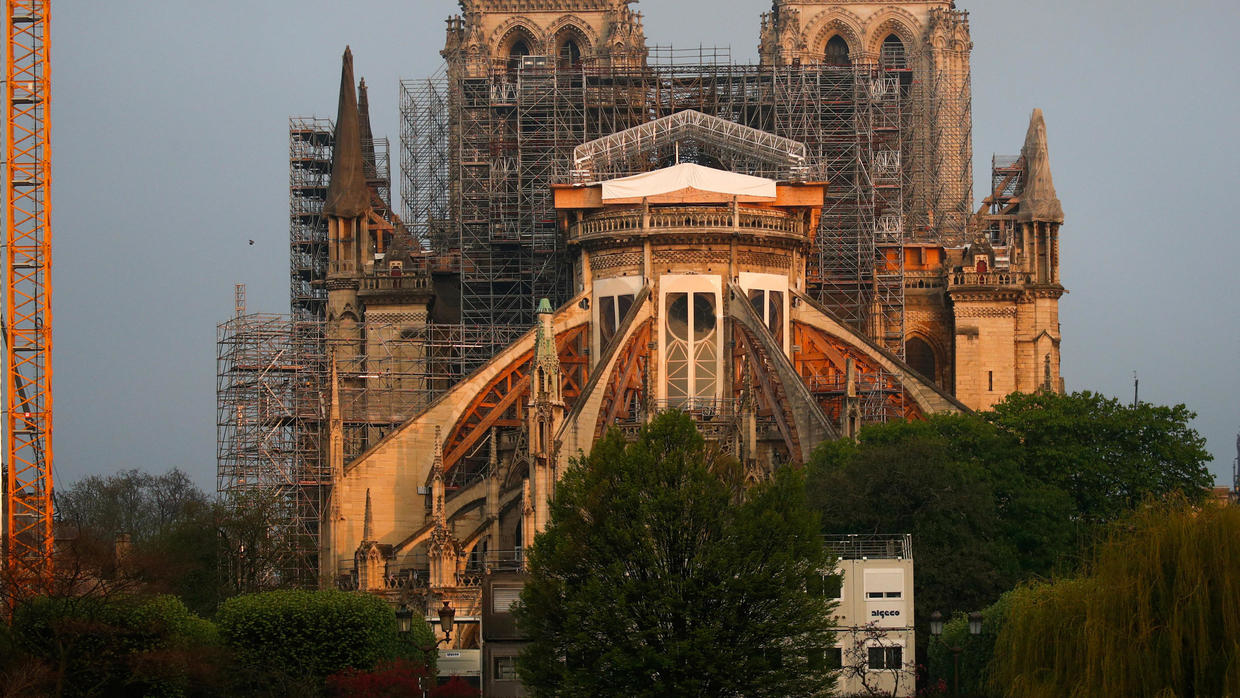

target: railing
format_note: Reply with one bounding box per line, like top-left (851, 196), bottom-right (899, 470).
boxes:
top-left (948, 270), bottom-right (1031, 287)
top-left (803, 375), bottom-right (900, 395)
top-left (575, 207), bottom-right (803, 239)
top-left (465, 549), bottom-right (527, 573)
top-left (824, 534), bottom-right (912, 560)
top-left (359, 275), bottom-right (431, 292)
top-left (335, 566), bottom-right (430, 592)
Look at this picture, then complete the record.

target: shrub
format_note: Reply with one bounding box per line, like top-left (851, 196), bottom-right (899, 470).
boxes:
top-left (326, 658), bottom-right (429, 697)
top-left (430, 675), bottom-right (482, 697)
top-left (11, 594), bottom-right (218, 697)
top-left (216, 590), bottom-right (397, 680)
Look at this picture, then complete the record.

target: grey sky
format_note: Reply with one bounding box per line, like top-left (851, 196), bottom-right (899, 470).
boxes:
top-left (53, 0), bottom-right (1239, 490)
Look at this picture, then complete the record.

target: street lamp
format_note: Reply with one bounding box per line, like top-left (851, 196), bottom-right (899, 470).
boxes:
top-left (968, 611), bottom-right (983, 637)
top-left (930, 610), bottom-right (982, 697)
top-left (437, 600), bottom-right (457, 645)
top-left (396, 604), bottom-right (413, 635)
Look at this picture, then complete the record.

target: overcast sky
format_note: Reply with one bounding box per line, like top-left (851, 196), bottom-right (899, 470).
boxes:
top-left (52, 0), bottom-right (1239, 490)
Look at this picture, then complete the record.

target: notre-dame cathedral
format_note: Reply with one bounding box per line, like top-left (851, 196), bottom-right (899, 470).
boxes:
top-left (219, 1), bottom-right (1066, 693)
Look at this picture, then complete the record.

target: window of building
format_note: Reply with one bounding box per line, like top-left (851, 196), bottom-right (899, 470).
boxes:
top-left (868, 646), bottom-right (903, 670)
top-left (665, 290), bottom-right (719, 407)
top-left (825, 35), bottom-right (850, 67)
top-left (599, 293), bottom-right (636, 348)
top-left (809, 572), bottom-right (843, 599)
top-left (746, 288), bottom-right (785, 347)
top-left (557, 39), bottom-right (583, 69)
top-left (493, 586), bottom-right (521, 613)
top-left (906, 336), bottom-right (937, 384)
top-left (880, 34), bottom-right (907, 71)
top-left (988, 370), bottom-right (994, 392)
top-left (808, 646), bottom-right (843, 670)
top-left (507, 38), bottom-right (532, 72)
top-left (495, 656), bottom-right (519, 681)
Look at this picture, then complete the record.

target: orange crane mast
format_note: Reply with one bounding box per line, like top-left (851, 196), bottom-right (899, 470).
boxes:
top-left (2, 0), bottom-right (52, 600)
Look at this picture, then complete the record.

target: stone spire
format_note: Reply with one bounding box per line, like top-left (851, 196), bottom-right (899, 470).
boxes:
top-left (362, 488), bottom-right (373, 541)
top-left (323, 47), bottom-right (370, 218)
top-left (532, 298), bottom-right (560, 389)
top-left (357, 77), bottom-right (378, 182)
top-left (1017, 108), bottom-right (1063, 223)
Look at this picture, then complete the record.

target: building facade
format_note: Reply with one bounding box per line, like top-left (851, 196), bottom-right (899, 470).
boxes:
top-left (217, 1), bottom-right (1068, 687)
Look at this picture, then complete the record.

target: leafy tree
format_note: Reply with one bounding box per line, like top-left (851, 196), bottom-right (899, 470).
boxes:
top-left (57, 468), bottom-right (209, 546)
top-left (988, 498), bottom-right (1240, 697)
top-left (516, 411), bottom-right (837, 698)
top-left (985, 391), bottom-right (1213, 524)
top-left (807, 415), bottom-right (1075, 629)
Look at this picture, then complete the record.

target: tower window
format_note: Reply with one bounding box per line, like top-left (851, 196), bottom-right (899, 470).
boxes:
top-left (906, 337), bottom-right (937, 385)
top-left (558, 39), bottom-right (583, 69)
top-left (825, 35), bottom-right (850, 67)
top-left (507, 38), bottom-right (531, 71)
top-left (988, 371), bottom-right (994, 392)
top-left (880, 34), bottom-right (907, 71)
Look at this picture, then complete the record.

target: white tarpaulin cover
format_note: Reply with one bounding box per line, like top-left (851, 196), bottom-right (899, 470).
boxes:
top-left (601, 163), bottom-right (777, 201)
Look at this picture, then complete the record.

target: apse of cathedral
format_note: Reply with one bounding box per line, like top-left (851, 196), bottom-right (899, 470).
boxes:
top-left (313, 0), bottom-right (1066, 647)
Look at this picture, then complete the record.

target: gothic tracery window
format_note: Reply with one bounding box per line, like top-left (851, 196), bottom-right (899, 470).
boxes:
top-left (665, 291), bottom-right (719, 408)
top-left (880, 34), bottom-right (907, 71)
top-left (825, 35), bottom-right (850, 67)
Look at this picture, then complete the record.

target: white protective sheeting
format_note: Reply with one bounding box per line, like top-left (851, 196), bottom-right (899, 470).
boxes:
top-left (601, 162), bottom-right (777, 201)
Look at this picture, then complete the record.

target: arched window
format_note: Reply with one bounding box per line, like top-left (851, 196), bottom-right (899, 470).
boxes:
top-left (825, 35), bottom-right (850, 67)
top-left (557, 38), bottom-right (582, 69)
top-left (906, 337), bottom-right (937, 384)
top-left (507, 37), bottom-right (531, 72)
top-left (880, 34), bottom-right (907, 71)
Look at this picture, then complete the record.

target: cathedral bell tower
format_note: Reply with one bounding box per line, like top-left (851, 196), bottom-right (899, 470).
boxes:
top-left (949, 109), bottom-right (1065, 408)
top-left (324, 47), bottom-right (370, 366)
top-left (442, 0), bottom-right (647, 78)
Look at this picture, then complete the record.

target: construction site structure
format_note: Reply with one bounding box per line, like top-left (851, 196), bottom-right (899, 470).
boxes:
top-left (217, 1), bottom-right (1067, 591)
top-left (3, 0), bottom-right (53, 602)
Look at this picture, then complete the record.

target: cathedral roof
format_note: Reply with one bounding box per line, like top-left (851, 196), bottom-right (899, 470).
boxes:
top-left (1017, 108), bottom-right (1063, 223)
top-left (601, 162), bottom-right (777, 202)
top-left (323, 47), bottom-right (371, 219)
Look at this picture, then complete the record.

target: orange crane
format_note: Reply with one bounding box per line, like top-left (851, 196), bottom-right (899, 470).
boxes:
top-left (2, 0), bottom-right (52, 600)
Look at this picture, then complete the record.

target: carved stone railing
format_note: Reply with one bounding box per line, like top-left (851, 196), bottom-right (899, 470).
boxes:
top-left (948, 270), bottom-right (1032, 287)
top-left (575, 206), bottom-right (803, 239)
top-left (359, 275), bottom-right (431, 293)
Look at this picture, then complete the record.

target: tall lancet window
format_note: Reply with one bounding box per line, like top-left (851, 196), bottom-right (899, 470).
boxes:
top-left (825, 35), bottom-right (850, 67)
top-left (880, 34), bottom-right (907, 71)
top-left (661, 277), bottom-right (721, 409)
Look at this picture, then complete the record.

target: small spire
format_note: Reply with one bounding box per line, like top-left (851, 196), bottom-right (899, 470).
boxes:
top-left (363, 488), bottom-right (374, 541)
top-left (357, 77), bottom-right (378, 181)
top-left (1017, 108), bottom-right (1063, 223)
top-left (324, 47), bottom-right (370, 218)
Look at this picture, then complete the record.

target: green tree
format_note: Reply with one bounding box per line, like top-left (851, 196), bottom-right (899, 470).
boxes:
top-left (57, 468), bottom-right (209, 546)
top-left (988, 499), bottom-right (1240, 697)
top-left (985, 391), bottom-right (1213, 524)
top-left (807, 415), bottom-right (1075, 627)
top-left (516, 411), bottom-right (837, 697)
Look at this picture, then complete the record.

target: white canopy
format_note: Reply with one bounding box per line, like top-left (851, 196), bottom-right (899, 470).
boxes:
top-left (601, 163), bottom-right (777, 201)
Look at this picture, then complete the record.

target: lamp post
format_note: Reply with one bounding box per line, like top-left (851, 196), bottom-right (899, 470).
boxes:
top-left (437, 600), bottom-right (457, 646)
top-left (396, 604), bottom-right (414, 635)
top-left (930, 610), bottom-right (982, 697)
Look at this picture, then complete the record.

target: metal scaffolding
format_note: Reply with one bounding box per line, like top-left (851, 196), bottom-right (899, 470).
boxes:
top-left (289, 117), bottom-right (333, 323)
top-left (402, 58), bottom-right (944, 360)
top-left (218, 31), bottom-right (976, 582)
